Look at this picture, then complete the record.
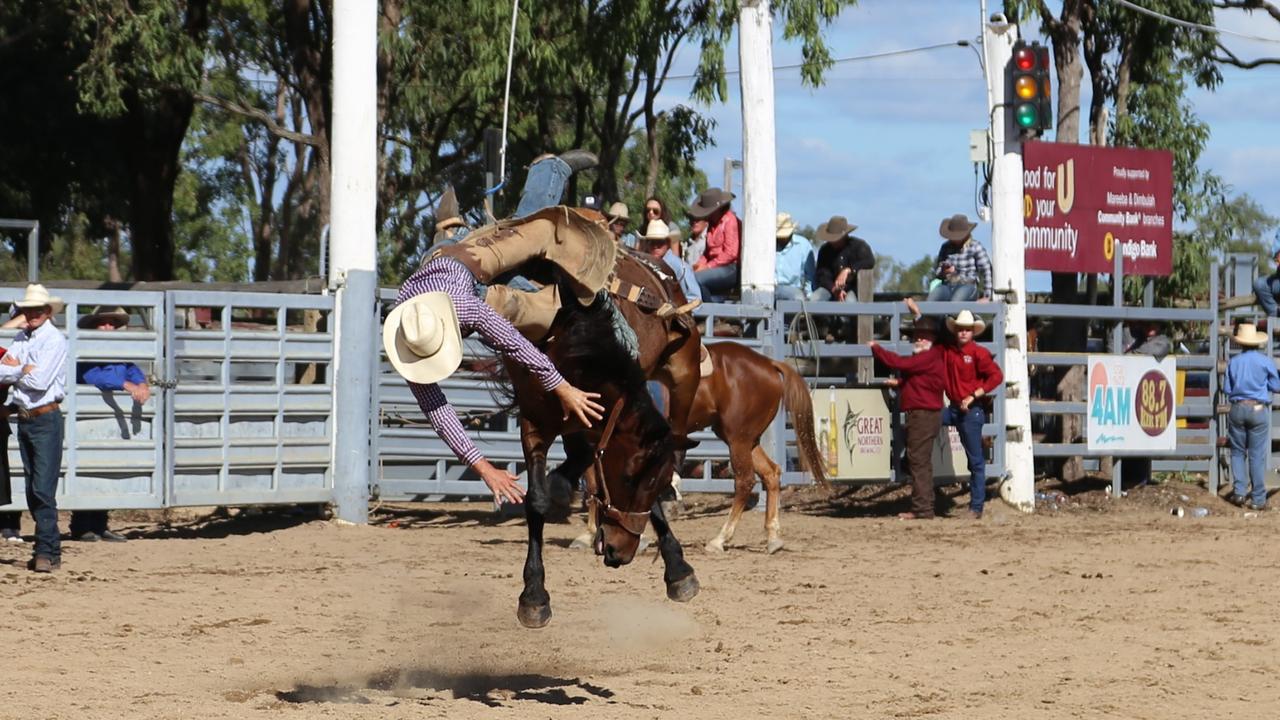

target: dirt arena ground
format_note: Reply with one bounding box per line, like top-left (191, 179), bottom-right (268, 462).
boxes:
top-left (0, 481), bottom-right (1276, 720)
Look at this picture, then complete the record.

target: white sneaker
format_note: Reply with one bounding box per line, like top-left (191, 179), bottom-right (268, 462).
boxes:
top-left (1, 530), bottom-right (24, 544)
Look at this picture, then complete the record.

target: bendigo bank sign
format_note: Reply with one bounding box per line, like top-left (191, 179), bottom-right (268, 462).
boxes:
top-left (1022, 141), bottom-right (1173, 276)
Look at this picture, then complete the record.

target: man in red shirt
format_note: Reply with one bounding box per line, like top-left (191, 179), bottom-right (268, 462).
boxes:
top-left (688, 187), bottom-right (740, 299)
top-left (869, 314), bottom-right (946, 519)
top-left (940, 310), bottom-right (1004, 518)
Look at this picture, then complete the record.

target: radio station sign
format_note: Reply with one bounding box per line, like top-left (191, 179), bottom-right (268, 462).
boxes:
top-left (1086, 355), bottom-right (1177, 453)
top-left (1023, 141), bottom-right (1173, 276)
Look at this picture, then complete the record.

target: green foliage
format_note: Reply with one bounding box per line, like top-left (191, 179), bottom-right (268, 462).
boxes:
top-left (877, 254), bottom-right (934, 294)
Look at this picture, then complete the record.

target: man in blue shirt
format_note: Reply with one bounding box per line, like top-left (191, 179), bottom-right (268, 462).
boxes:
top-left (774, 212), bottom-right (815, 300)
top-left (639, 219), bottom-right (701, 304)
top-left (71, 306), bottom-right (150, 543)
top-left (1223, 322), bottom-right (1280, 510)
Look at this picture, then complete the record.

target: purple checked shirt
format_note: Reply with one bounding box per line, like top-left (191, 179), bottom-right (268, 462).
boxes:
top-left (397, 258), bottom-right (565, 466)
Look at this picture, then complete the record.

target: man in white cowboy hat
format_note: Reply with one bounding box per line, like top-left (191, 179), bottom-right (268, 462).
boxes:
top-left (940, 309), bottom-right (1003, 519)
top-left (0, 284), bottom-right (69, 571)
top-left (386, 268), bottom-right (605, 505)
top-left (69, 306), bottom-right (150, 543)
top-left (688, 187), bottom-right (740, 299)
top-left (774, 212), bottom-right (815, 301)
top-left (638, 219), bottom-right (701, 304)
top-left (928, 213), bottom-right (993, 302)
top-left (1223, 322), bottom-right (1280, 510)
top-left (811, 215), bottom-right (874, 303)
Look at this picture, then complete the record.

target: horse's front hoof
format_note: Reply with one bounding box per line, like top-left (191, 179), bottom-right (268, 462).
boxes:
top-left (666, 572), bottom-right (700, 603)
top-left (517, 602), bottom-right (552, 628)
top-left (569, 533), bottom-right (594, 550)
top-left (765, 538), bottom-right (785, 555)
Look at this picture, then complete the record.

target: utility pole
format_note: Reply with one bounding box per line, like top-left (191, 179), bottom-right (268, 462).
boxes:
top-left (983, 15), bottom-right (1035, 512)
top-left (328, 0), bottom-right (378, 523)
top-left (737, 0), bottom-right (777, 306)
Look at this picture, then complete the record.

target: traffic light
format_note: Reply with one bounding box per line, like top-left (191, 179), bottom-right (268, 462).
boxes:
top-left (1009, 41), bottom-right (1052, 137)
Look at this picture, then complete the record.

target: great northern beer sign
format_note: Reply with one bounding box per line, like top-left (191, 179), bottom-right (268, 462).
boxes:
top-left (1086, 355), bottom-right (1177, 453)
top-left (1023, 141), bottom-right (1173, 276)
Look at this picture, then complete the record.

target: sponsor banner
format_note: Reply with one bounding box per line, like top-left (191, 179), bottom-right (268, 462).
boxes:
top-left (1086, 355), bottom-right (1177, 452)
top-left (813, 388), bottom-right (892, 480)
top-left (931, 426), bottom-right (971, 481)
top-left (1023, 141), bottom-right (1173, 276)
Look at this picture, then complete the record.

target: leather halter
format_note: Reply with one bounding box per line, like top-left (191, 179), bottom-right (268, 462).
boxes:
top-left (588, 397), bottom-right (651, 538)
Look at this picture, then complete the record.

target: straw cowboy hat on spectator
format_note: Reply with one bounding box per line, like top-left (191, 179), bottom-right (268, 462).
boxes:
top-left (687, 187), bottom-right (734, 219)
top-left (946, 309), bottom-right (987, 335)
top-left (815, 215), bottom-right (856, 243)
top-left (776, 212), bottom-right (797, 240)
top-left (606, 202), bottom-right (631, 226)
top-left (14, 284), bottom-right (63, 315)
top-left (78, 306), bottom-right (130, 330)
top-left (939, 213), bottom-right (978, 241)
top-left (640, 219), bottom-right (672, 243)
top-left (1232, 322), bottom-right (1267, 348)
top-left (382, 292), bottom-right (463, 385)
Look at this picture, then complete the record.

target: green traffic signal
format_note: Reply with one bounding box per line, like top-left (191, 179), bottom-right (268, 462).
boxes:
top-left (1015, 103), bottom-right (1038, 129)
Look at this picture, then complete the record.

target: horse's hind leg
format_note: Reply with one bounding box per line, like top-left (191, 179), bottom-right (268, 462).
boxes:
top-left (650, 499), bottom-right (699, 603)
top-left (705, 441), bottom-right (754, 554)
top-left (753, 445), bottom-right (785, 555)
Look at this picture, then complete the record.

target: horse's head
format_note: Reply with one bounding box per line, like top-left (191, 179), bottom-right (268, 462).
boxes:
top-left (591, 389), bottom-right (675, 567)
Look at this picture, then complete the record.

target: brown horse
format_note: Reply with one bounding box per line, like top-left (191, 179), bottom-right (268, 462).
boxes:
top-left (577, 342), bottom-right (830, 555)
top-left (691, 343), bottom-right (829, 554)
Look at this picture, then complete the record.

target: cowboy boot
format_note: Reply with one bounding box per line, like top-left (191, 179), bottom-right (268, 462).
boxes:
top-left (557, 149), bottom-right (598, 173)
top-left (484, 282), bottom-right (563, 343)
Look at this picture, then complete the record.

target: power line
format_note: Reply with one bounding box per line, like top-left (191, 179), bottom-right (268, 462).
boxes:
top-left (1111, 0), bottom-right (1280, 44)
top-left (663, 40), bottom-right (973, 81)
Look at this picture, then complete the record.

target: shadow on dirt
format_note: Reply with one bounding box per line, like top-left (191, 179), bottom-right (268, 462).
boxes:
top-left (276, 668), bottom-right (614, 707)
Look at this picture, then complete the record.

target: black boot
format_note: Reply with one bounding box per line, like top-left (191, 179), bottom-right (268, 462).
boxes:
top-left (557, 149), bottom-right (598, 173)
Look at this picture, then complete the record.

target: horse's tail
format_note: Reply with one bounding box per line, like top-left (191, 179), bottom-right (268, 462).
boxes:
top-left (772, 359), bottom-right (831, 491)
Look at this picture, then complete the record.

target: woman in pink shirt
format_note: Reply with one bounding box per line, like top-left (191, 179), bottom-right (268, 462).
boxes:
top-left (688, 187), bottom-right (740, 299)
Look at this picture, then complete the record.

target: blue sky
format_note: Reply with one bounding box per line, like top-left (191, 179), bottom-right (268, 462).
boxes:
top-left (653, 0), bottom-right (1280, 288)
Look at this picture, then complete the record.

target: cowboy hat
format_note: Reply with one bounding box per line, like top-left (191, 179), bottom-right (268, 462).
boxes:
top-left (78, 306), bottom-right (130, 330)
top-left (900, 314), bottom-right (938, 336)
top-left (435, 186), bottom-right (464, 231)
top-left (939, 213), bottom-right (978, 241)
top-left (776, 212), bottom-right (797, 239)
top-left (639, 219), bottom-right (672, 243)
top-left (382, 292), bottom-right (464, 385)
top-left (1232, 322), bottom-right (1268, 348)
top-left (686, 187), bottom-right (734, 219)
top-left (946, 309), bottom-right (987, 335)
top-left (816, 215), bottom-right (856, 243)
top-left (606, 202), bottom-right (631, 225)
top-left (13, 284), bottom-right (63, 315)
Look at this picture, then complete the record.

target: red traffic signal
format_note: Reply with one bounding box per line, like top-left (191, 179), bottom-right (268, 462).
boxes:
top-left (1008, 41), bottom-right (1052, 137)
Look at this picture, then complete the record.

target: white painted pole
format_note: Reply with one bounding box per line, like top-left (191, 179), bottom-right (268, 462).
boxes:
top-left (329, 0), bottom-right (378, 523)
top-left (984, 17), bottom-right (1034, 512)
top-left (737, 0), bottom-right (777, 305)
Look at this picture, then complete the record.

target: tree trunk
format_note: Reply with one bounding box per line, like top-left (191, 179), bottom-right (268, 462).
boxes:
top-left (644, 110), bottom-right (660, 199)
top-left (123, 89), bottom-right (196, 281)
top-left (106, 220), bottom-right (123, 283)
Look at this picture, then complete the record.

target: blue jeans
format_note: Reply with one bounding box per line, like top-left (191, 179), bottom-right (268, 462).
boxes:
top-left (646, 381), bottom-right (668, 417)
top-left (1253, 275), bottom-right (1280, 317)
top-left (941, 405), bottom-right (986, 513)
top-left (18, 410), bottom-right (63, 560)
top-left (514, 156), bottom-right (571, 218)
top-left (775, 285), bottom-right (807, 301)
top-left (1228, 401), bottom-right (1270, 507)
top-left (695, 264), bottom-right (738, 299)
top-left (927, 282), bottom-right (979, 302)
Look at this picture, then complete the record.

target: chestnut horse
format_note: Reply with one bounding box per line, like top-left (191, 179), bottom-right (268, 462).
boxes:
top-left (579, 341), bottom-right (830, 555)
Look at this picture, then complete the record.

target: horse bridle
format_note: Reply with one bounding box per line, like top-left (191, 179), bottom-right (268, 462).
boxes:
top-left (588, 397), bottom-right (651, 538)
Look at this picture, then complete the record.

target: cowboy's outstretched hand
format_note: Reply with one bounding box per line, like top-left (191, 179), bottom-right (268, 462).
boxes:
top-left (474, 460), bottom-right (525, 504)
top-left (554, 382), bottom-right (605, 426)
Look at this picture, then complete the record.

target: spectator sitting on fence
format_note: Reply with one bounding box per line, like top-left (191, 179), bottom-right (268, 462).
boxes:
top-left (643, 196), bottom-right (673, 226)
top-left (1223, 322), bottom-right (1279, 511)
top-left (1251, 230), bottom-right (1280, 322)
top-left (774, 212), bottom-right (816, 301)
top-left (811, 215), bottom-right (874, 302)
top-left (683, 215), bottom-right (708, 268)
top-left (0, 285), bottom-right (70, 572)
top-left (868, 310), bottom-right (946, 520)
top-left (639, 219), bottom-right (701, 305)
top-left (940, 309), bottom-right (1004, 520)
top-left (606, 202), bottom-right (635, 248)
top-left (70, 306), bottom-right (151, 543)
top-left (689, 187), bottom-right (740, 300)
top-left (928, 214), bottom-right (993, 302)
